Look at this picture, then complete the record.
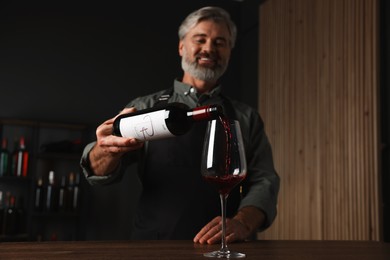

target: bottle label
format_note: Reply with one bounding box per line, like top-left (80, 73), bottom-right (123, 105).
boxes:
top-left (119, 110), bottom-right (174, 141)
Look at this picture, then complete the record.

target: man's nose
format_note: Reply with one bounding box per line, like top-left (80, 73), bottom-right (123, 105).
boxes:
top-left (202, 41), bottom-right (216, 52)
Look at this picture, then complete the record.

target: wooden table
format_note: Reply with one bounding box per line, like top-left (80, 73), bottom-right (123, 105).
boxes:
top-left (0, 240), bottom-right (389, 259)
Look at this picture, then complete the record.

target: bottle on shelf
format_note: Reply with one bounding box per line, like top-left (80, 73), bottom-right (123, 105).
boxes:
top-left (12, 137), bottom-right (29, 178)
top-left (67, 172), bottom-right (74, 212)
top-left (72, 172), bottom-right (80, 212)
top-left (45, 171), bottom-right (58, 212)
top-left (58, 175), bottom-right (67, 212)
top-left (3, 193), bottom-right (19, 236)
top-left (34, 177), bottom-right (44, 212)
top-left (10, 138), bottom-right (17, 176)
top-left (67, 172), bottom-right (80, 212)
top-left (0, 138), bottom-right (10, 177)
top-left (113, 103), bottom-right (223, 141)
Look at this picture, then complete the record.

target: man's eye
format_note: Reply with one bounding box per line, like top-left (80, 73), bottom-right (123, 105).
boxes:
top-left (215, 41), bottom-right (227, 47)
top-left (195, 38), bottom-right (206, 44)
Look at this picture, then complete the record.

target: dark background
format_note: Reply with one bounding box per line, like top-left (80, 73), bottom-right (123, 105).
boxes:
top-left (0, 0), bottom-right (260, 126)
top-left (0, 0), bottom-right (262, 240)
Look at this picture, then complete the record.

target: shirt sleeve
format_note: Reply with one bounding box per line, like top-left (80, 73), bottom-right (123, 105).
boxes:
top-left (80, 141), bottom-right (139, 185)
top-left (238, 110), bottom-right (280, 231)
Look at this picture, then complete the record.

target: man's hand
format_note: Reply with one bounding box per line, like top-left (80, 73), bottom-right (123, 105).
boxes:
top-left (193, 206), bottom-right (266, 245)
top-left (89, 107), bottom-right (144, 176)
top-left (193, 216), bottom-right (250, 245)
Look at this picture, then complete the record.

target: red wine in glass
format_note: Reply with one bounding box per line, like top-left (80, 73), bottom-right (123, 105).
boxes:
top-left (202, 175), bottom-right (246, 196)
top-left (201, 116), bottom-right (247, 258)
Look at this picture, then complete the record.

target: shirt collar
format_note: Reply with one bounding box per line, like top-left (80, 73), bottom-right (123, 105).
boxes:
top-left (173, 79), bottom-right (222, 99)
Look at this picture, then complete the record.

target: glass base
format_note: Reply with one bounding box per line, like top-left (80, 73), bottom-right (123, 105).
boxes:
top-left (203, 250), bottom-right (246, 258)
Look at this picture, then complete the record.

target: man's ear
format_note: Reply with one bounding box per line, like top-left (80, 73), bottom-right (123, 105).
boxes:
top-left (178, 41), bottom-right (184, 56)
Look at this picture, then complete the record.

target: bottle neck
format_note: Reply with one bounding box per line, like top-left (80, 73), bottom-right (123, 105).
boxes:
top-left (188, 105), bottom-right (222, 121)
top-left (1, 138), bottom-right (7, 149)
top-left (19, 137), bottom-right (26, 149)
top-left (48, 171), bottom-right (55, 185)
top-left (9, 195), bottom-right (15, 208)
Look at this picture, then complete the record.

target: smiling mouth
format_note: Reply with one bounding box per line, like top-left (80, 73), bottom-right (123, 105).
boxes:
top-left (197, 57), bottom-right (216, 67)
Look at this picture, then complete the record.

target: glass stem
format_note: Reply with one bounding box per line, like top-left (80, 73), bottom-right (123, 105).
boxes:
top-left (220, 193), bottom-right (229, 253)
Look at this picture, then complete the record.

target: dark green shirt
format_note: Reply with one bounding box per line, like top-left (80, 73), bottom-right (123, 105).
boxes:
top-left (80, 79), bottom-right (280, 231)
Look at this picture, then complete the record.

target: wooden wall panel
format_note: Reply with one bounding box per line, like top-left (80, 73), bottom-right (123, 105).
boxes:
top-left (258, 0), bottom-right (380, 240)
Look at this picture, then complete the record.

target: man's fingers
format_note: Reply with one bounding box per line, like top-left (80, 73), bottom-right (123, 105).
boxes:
top-left (118, 107), bottom-right (137, 115)
top-left (194, 217), bottom-right (222, 244)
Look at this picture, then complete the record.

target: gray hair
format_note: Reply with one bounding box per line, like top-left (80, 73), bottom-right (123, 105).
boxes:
top-left (178, 6), bottom-right (237, 48)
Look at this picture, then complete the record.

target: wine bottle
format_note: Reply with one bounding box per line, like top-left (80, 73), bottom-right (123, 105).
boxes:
top-left (45, 171), bottom-right (58, 212)
top-left (113, 103), bottom-right (223, 141)
top-left (0, 138), bottom-right (10, 176)
top-left (4, 194), bottom-right (18, 236)
top-left (72, 172), bottom-right (80, 211)
top-left (13, 137), bottom-right (29, 178)
top-left (58, 175), bottom-right (67, 212)
top-left (10, 138), bottom-right (17, 176)
top-left (34, 177), bottom-right (44, 212)
top-left (67, 172), bottom-right (75, 211)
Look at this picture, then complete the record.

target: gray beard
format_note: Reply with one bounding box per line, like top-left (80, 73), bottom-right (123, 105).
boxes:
top-left (181, 54), bottom-right (227, 82)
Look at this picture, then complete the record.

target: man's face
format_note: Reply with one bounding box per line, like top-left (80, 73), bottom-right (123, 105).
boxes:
top-left (179, 20), bottom-right (232, 82)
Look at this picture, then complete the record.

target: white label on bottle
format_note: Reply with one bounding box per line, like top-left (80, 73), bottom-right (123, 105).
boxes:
top-left (119, 110), bottom-right (174, 141)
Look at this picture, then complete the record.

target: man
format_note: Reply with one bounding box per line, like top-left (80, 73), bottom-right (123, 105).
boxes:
top-left (80, 6), bottom-right (279, 244)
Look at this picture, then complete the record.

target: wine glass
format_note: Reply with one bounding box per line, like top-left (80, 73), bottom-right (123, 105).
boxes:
top-left (201, 118), bottom-right (247, 258)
